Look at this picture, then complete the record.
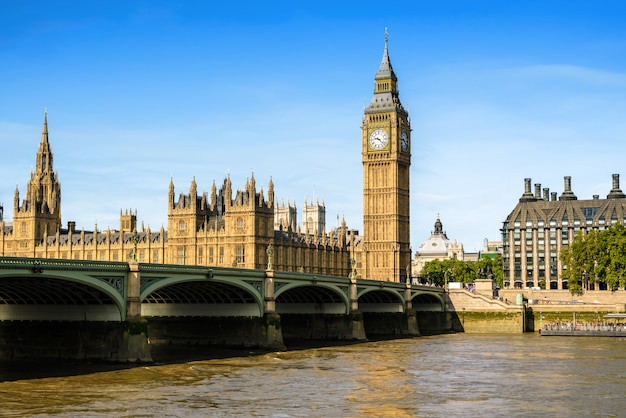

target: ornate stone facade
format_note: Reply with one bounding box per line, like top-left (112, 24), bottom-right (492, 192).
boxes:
top-left (1, 37), bottom-right (409, 282)
top-left (167, 175), bottom-right (349, 275)
top-left (0, 118), bottom-right (350, 277)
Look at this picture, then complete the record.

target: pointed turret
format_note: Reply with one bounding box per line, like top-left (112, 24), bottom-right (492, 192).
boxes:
top-left (375, 30), bottom-right (397, 83)
top-left (13, 111), bottom-right (62, 241)
top-left (211, 180), bottom-right (217, 210)
top-left (366, 29), bottom-right (405, 113)
top-left (267, 176), bottom-right (275, 208)
top-left (13, 185), bottom-right (19, 213)
top-left (225, 174), bottom-right (232, 205)
top-left (37, 111), bottom-right (54, 172)
top-left (340, 214), bottom-right (347, 247)
top-left (249, 172), bottom-right (256, 204)
top-left (168, 178), bottom-right (175, 208)
top-left (190, 176), bottom-right (197, 198)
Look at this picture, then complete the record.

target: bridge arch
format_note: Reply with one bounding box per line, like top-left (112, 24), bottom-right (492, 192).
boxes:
top-left (274, 283), bottom-right (349, 314)
top-left (0, 271), bottom-right (126, 321)
top-left (357, 288), bottom-right (406, 312)
top-left (140, 273), bottom-right (264, 317)
top-left (411, 291), bottom-right (445, 311)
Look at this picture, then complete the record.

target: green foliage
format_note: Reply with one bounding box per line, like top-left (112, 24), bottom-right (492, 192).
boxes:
top-left (418, 255), bottom-right (504, 287)
top-left (560, 223), bottom-right (626, 294)
top-left (477, 254), bottom-right (504, 288)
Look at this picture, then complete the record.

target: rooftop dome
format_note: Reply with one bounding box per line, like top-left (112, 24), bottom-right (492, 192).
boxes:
top-left (416, 216), bottom-right (451, 256)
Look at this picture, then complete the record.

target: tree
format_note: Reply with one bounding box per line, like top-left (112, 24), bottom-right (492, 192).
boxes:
top-left (600, 223), bottom-right (626, 290)
top-left (476, 254), bottom-right (504, 288)
top-left (419, 255), bottom-right (504, 287)
top-left (560, 229), bottom-right (596, 294)
top-left (560, 223), bottom-right (626, 294)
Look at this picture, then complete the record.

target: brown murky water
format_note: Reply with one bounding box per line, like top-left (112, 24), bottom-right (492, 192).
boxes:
top-left (1, 334), bottom-right (624, 417)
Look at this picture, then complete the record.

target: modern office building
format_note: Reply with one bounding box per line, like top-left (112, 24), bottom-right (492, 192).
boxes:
top-left (502, 174), bottom-right (626, 289)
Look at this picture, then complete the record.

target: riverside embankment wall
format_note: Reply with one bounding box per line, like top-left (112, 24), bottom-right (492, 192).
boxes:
top-left (445, 289), bottom-right (526, 333)
top-left (447, 287), bottom-right (626, 333)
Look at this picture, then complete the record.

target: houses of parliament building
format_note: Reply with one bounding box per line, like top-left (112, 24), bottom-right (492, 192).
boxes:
top-left (0, 37), bottom-right (412, 283)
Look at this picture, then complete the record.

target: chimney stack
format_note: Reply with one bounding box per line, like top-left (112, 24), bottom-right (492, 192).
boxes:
top-left (559, 176), bottom-right (578, 201)
top-left (607, 173), bottom-right (626, 199)
top-left (520, 178), bottom-right (537, 202)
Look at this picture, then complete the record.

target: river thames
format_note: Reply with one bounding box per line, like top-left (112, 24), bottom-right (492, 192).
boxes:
top-left (1, 333), bottom-right (624, 417)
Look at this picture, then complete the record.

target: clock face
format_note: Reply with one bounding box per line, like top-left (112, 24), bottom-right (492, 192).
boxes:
top-left (369, 129), bottom-right (389, 150)
top-left (400, 130), bottom-right (409, 151)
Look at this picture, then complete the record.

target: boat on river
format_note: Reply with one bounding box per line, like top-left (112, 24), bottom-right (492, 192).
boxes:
top-left (540, 313), bottom-right (626, 336)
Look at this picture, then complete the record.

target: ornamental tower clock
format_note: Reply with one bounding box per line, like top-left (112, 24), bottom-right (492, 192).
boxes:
top-left (361, 32), bottom-right (411, 282)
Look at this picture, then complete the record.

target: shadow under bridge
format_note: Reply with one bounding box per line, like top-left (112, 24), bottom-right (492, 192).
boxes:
top-left (0, 257), bottom-right (128, 321)
top-left (139, 265), bottom-right (265, 317)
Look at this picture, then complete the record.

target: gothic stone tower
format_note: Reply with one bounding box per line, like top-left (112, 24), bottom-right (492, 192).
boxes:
top-left (167, 173), bottom-right (275, 268)
top-left (13, 112), bottom-right (62, 254)
top-left (302, 197), bottom-right (326, 237)
top-left (361, 34), bottom-right (411, 282)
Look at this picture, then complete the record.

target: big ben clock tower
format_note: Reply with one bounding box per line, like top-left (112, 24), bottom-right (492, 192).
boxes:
top-left (361, 32), bottom-right (411, 282)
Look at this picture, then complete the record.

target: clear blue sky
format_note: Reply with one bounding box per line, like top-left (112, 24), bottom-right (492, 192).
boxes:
top-left (2, 1), bottom-right (626, 252)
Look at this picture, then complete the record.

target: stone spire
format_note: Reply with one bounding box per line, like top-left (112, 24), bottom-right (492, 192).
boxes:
top-left (28, 111), bottom-right (61, 216)
top-left (375, 28), bottom-right (397, 82)
top-left (168, 178), bottom-right (175, 208)
top-left (36, 110), bottom-right (54, 173)
top-left (211, 180), bottom-right (217, 210)
top-left (225, 174), bottom-right (232, 205)
top-left (190, 176), bottom-right (197, 198)
top-left (267, 176), bottom-right (275, 208)
top-left (12, 111), bottom-right (62, 240)
top-left (366, 29), bottom-right (404, 113)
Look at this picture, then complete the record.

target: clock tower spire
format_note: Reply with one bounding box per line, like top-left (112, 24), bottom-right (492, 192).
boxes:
top-left (361, 31), bottom-right (411, 282)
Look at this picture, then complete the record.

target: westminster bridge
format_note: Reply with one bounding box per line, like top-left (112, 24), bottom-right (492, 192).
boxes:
top-left (0, 257), bottom-right (447, 362)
